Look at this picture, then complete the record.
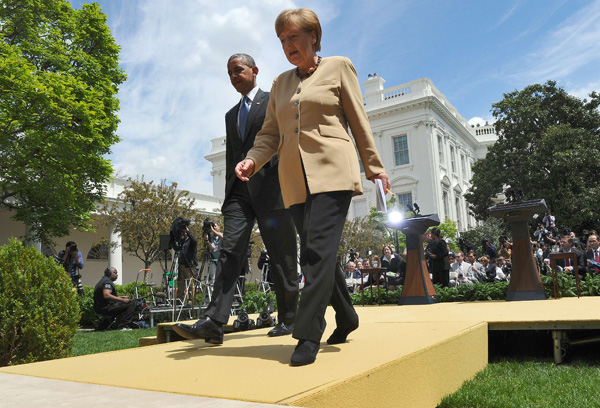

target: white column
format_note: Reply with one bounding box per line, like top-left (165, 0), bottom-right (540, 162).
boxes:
top-left (24, 224), bottom-right (42, 252)
top-left (109, 224), bottom-right (123, 285)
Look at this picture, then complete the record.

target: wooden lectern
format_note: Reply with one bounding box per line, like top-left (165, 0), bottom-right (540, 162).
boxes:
top-left (386, 214), bottom-right (439, 305)
top-left (487, 199), bottom-right (548, 301)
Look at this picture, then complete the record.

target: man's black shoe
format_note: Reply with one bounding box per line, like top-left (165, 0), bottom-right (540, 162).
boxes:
top-left (290, 339), bottom-right (320, 366)
top-left (267, 322), bottom-right (294, 337)
top-left (326, 321), bottom-right (359, 345)
top-left (173, 316), bottom-right (223, 344)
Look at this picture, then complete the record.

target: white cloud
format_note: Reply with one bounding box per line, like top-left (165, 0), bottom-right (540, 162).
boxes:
top-left (568, 82), bottom-right (600, 100)
top-left (108, 0), bottom-right (299, 195)
top-left (511, 0), bottom-right (600, 82)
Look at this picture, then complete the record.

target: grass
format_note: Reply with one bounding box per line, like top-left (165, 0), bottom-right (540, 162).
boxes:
top-left (440, 330), bottom-right (600, 407)
top-left (71, 328), bottom-right (157, 357)
top-left (71, 328), bottom-right (600, 407)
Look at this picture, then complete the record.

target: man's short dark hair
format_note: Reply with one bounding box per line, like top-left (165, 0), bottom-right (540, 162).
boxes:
top-left (104, 267), bottom-right (116, 277)
top-left (228, 53), bottom-right (255, 68)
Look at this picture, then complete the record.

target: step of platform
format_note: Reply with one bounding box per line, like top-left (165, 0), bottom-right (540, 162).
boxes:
top-left (0, 306), bottom-right (487, 408)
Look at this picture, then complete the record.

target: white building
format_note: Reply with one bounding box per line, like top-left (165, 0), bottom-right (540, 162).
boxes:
top-left (0, 177), bottom-right (222, 285)
top-left (206, 75), bottom-right (498, 233)
top-left (1, 76), bottom-right (497, 284)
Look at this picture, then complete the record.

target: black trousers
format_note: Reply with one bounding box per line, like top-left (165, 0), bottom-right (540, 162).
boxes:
top-left (289, 190), bottom-right (358, 343)
top-left (100, 301), bottom-right (137, 329)
top-left (205, 185), bottom-right (299, 325)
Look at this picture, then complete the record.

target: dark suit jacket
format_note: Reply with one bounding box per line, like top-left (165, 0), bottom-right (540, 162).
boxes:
top-left (429, 239), bottom-right (450, 273)
top-left (224, 88), bottom-right (284, 211)
top-left (556, 248), bottom-right (586, 277)
top-left (585, 249), bottom-right (600, 276)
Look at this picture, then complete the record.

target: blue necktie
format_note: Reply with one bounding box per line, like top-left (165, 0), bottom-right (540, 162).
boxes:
top-left (238, 96), bottom-right (249, 142)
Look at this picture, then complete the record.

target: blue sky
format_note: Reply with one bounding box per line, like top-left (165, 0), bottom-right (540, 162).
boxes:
top-left (67, 0), bottom-right (600, 195)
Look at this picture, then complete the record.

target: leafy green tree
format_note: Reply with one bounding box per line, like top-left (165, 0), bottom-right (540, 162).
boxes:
top-left (338, 214), bottom-right (391, 264)
top-left (465, 81), bottom-right (600, 232)
top-left (437, 218), bottom-right (460, 253)
top-left (101, 178), bottom-right (199, 269)
top-left (0, 0), bottom-right (126, 244)
top-left (460, 217), bottom-right (510, 257)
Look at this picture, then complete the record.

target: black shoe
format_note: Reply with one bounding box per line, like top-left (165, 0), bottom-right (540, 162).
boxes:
top-left (268, 322), bottom-right (294, 337)
top-left (173, 316), bottom-right (223, 344)
top-left (290, 339), bottom-right (320, 366)
top-left (326, 321), bottom-right (359, 345)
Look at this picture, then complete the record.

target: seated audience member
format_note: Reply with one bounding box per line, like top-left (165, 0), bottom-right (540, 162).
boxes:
top-left (478, 256), bottom-right (497, 283)
top-left (387, 253), bottom-right (407, 290)
top-left (466, 251), bottom-right (484, 282)
top-left (550, 235), bottom-right (586, 279)
top-left (371, 255), bottom-right (380, 268)
top-left (494, 258), bottom-right (508, 281)
top-left (379, 244), bottom-right (402, 288)
top-left (94, 267), bottom-right (137, 330)
top-left (450, 251), bottom-right (473, 286)
top-left (585, 234), bottom-right (600, 276)
top-left (345, 261), bottom-right (357, 291)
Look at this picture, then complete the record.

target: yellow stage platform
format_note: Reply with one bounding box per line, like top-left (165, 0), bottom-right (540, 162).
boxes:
top-left (2, 297), bottom-right (600, 408)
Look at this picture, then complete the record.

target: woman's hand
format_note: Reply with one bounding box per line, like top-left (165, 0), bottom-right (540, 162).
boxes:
top-left (235, 159), bottom-right (255, 181)
top-left (369, 173), bottom-right (391, 192)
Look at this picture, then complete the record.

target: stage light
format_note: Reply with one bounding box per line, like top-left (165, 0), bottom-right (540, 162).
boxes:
top-left (388, 210), bottom-right (403, 224)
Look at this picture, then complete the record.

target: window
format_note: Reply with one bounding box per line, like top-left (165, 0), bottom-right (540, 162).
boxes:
top-left (393, 135), bottom-right (409, 166)
top-left (450, 145), bottom-right (456, 173)
top-left (438, 136), bottom-right (444, 165)
top-left (87, 243), bottom-right (109, 260)
top-left (461, 154), bottom-right (466, 179)
top-left (396, 192), bottom-right (413, 212)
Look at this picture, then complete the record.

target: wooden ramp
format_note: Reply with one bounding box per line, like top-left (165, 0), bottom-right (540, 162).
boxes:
top-left (2, 297), bottom-right (600, 408)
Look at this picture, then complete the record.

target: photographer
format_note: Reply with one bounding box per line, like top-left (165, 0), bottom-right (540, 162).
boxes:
top-left (204, 221), bottom-right (223, 285)
top-left (57, 241), bottom-right (84, 295)
top-left (176, 224), bottom-right (198, 303)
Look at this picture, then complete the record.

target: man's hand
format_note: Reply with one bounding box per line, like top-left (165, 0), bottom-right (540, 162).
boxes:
top-left (235, 159), bottom-right (255, 181)
top-left (120, 296), bottom-right (131, 303)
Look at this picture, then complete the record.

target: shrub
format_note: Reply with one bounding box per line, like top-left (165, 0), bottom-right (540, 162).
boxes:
top-left (240, 290), bottom-right (277, 314)
top-left (0, 238), bottom-right (80, 366)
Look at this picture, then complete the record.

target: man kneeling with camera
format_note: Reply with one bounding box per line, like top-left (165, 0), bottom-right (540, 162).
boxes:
top-left (94, 267), bottom-right (138, 330)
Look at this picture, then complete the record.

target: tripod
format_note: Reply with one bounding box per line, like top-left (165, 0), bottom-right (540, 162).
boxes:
top-left (256, 263), bottom-right (272, 294)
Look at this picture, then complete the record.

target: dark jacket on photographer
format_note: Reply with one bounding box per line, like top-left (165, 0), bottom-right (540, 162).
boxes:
top-left (178, 230), bottom-right (198, 268)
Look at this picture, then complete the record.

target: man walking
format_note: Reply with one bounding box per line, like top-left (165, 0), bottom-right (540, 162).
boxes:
top-left (174, 54), bottom-right (299, 343)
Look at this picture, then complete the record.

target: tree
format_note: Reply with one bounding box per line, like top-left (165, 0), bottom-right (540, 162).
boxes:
top-left (0, 0), bottom-right (126, 244)
top-left (465, 81), bottom-right (600, 232)
top-left (101, 178), bottom-right (199, 269)
top-left (460, 217), bottom-right (509, 257)
top-left (338, 215), bottom-right (390, 264)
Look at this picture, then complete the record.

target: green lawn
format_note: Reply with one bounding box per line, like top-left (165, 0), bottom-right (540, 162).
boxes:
top-left (71, 328), bottom-right (157, 357)
top-left (440, 330), bottom-right (600, 408)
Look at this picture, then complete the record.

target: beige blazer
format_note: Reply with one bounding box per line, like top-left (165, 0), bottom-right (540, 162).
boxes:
top-left (246, 56), bottom-right (385, 208)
